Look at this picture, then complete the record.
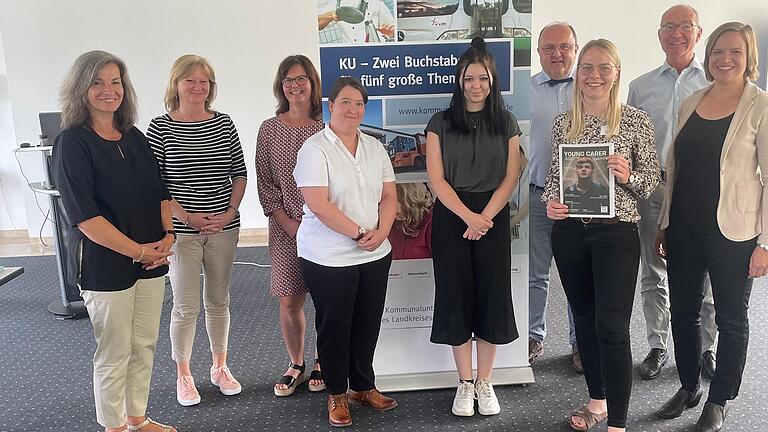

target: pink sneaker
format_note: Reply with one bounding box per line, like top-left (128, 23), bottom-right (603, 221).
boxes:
top-left (176, 375), bottom-right (201, 406)
top-left (210, 365), bottom-right (242, 396)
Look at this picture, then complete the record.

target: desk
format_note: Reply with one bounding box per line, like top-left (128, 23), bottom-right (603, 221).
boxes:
top-left (0, 266), bottom-right (24, 286)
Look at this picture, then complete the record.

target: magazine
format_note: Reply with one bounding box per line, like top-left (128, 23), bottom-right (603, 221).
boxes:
top-left (558, 143), bottom-right (615, 218)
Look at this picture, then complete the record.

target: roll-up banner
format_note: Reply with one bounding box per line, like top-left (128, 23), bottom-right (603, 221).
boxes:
top-left (318, 0), bottom-right (532, 390)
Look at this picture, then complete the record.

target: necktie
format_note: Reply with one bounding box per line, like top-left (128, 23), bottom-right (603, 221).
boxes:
top-left (546, 77), bottom-right (573, 87)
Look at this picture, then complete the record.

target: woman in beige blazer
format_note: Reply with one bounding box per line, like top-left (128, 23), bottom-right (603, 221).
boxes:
top-left (655, 22), bottom-right (768, 432)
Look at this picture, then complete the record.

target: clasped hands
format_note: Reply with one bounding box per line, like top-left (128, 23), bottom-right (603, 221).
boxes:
top-left (136, 234), bottom-right (175, 270)
top-left (463, 212), bottom-right (493, 241)
top-left (187, 210), bottom-right (236, 235)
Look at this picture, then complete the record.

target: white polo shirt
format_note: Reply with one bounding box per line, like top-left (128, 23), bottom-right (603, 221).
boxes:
top-left (294, 125), bottom-right (396, 267)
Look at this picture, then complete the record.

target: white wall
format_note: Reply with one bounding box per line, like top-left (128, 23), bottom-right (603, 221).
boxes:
top-left (0, 0), bottom-right (321, 234)
top-left (533, 0), bottom-right (768, 100)
top-left (0, 29), bottom-right (27, 231)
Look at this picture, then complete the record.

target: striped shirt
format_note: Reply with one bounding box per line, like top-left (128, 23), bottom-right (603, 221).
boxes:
top-left (147, 112), bottom-right (247, 234)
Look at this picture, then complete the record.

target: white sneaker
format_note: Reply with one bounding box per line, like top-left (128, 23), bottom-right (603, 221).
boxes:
top-left (452, 381), bottom-right (476, 416)
top-left (476, 378), bottom-right (500, 415)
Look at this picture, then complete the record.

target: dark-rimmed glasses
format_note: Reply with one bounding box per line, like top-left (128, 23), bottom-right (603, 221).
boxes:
top-left (282, 75), bottom-right (309, 87)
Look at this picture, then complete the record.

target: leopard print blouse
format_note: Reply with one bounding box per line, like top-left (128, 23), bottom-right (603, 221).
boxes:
top-left (542, 104), bottom-right (661, 222)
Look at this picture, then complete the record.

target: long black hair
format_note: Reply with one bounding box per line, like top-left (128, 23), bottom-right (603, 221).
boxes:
top-left (447, 37), bottom-right (508, 135)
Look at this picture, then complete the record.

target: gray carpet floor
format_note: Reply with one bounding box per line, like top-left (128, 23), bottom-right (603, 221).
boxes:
top-left (0, 247), bottom-right (766, 431)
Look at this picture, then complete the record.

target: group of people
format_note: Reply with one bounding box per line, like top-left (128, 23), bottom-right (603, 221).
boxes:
top-left (532, 5), bottom-right (767, 432)
top-left (51, 36), bottom-right (521, 430)
top-left (46, 4), bottom-right (766, 432)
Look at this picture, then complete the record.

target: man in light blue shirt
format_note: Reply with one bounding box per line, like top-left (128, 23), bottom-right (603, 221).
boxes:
top-left (627, 4), bottom-right (717, 382)
top-left (528, 21), bottom-right (579, 370)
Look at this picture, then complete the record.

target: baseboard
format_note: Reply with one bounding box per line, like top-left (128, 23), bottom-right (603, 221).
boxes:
top-left (375, 366), bottom-right (535, 393)
top-left (238, 228), bottom-right (268, 237)
top-left (0, 229), bottom-right (29, 239)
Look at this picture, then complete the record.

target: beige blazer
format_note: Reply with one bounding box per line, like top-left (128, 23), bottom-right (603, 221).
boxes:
top-left (659, 81), bottom-right (768, 243)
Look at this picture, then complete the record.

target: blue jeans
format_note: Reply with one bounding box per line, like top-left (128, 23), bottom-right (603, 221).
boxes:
top-left (529, 185), bottom-right (576, 345)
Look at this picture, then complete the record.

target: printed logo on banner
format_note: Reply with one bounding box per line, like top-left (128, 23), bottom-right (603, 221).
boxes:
top-left (320, 41), bottom-right (512, 97)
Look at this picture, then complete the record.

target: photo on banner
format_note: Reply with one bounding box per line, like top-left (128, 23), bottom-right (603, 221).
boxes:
top-left (317, 0), bottom-right (531, 377)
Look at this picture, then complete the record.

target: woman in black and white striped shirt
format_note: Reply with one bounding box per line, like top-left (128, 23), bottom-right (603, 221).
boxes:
top-left (147, 54), bottom-right (247, 407)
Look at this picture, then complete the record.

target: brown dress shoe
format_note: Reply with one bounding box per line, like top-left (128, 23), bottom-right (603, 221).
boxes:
top-left (327, 394), bottom-right (352, 427)
top-left (347, 389), bottom-right (398, 411)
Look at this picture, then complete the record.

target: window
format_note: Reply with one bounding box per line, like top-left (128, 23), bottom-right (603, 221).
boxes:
top-left (397, 0), bottom-right (460, 18)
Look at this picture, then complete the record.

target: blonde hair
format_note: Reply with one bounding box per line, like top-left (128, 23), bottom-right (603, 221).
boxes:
top-left (60, 50), bottom-right (137, 132)
top-left (566, 39), bottom-right (622, 140)
top-left (164, 54), bottom-right (217, 112)
top-left (396, 183), bottom-right (433, 237)
top-left (704, 22), bottom-right (759, 82)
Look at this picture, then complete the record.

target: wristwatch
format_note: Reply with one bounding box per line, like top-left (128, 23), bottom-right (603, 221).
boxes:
top-left (353, 226), bottom-right (367, 241)
top-left (163, 229), bottom-right (177, 241)
top-left (627, 172), bottom-right (636, 185)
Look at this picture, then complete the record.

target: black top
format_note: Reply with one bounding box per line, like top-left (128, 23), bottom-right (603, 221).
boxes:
top-left (51, 125), bottom-right (171, 291)
top-left (426, 110), bottom-right (521, 192)
top-left (670, 111), bottom-right (734, 231)
top-left (564, 181), bottom-right (610, 215)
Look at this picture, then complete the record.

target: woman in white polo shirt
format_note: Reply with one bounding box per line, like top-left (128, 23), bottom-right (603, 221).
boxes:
top-left (293, 76), bottom-right (397, 428)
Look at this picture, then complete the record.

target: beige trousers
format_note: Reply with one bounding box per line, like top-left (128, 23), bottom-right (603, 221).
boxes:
top-left (81, 276), bottom-right (166, 428)
top-left (169, 229), bottom-right (239, 362)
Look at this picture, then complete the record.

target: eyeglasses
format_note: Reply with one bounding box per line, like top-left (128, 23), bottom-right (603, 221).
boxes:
top-left (540, 43), bottom-right (574, 55)
top-left (659, 23), bottom-right (699, 33)
top-left (577, 63), bottom-right (618, 76)
top-left (282, 75), bottom-right (309, 87)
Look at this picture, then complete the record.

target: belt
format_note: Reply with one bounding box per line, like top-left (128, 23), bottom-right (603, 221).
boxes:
top-left (530, 183), bottom-right (545, 192)
top-left (577, 216), bottom-right (620, 225)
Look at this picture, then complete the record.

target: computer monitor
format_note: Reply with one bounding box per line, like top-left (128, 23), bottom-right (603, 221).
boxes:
top-left (38, 112), bottom-right (62, 146)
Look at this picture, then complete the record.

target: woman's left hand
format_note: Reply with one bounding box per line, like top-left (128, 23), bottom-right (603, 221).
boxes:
top-left (357, 229), bottom-right (387, 252)
top-left (200, 208), bottom-right (236, 234)
top-left (463, 226), bottom-right (488, 241)
top-left (607, 154), bottom-right (631, 185)
top-left (748, 245), bottom-right (768, 278)
top-left (144, 234), bottom-right (175, 270)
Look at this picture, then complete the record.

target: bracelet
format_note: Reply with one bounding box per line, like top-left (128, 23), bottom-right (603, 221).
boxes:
top-left (183, 213), bottom-right (190, 225)
top-left (132, 245), bottom-right (146, 263)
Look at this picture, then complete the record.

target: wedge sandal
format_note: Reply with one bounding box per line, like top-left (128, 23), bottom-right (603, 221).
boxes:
top-left (308, 358), bottom-right (326, 392)
top-left (274, 361), bottom-right (306, 397)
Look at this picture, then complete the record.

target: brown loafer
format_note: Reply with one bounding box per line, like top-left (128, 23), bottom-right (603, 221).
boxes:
top-left (328, 394), bottom-right (352, 427)
top-left (347, 388), bottom-right (398, 411)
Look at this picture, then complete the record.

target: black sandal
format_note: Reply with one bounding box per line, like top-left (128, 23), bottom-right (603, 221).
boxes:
top-left (274, 362), bottom-right (306, 397)
top-left (308, 358), bottom-right (325, 392)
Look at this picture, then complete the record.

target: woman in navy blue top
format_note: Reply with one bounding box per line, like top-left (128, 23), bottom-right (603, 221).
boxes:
top-left (52, 50), bottom-right (177, 432)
